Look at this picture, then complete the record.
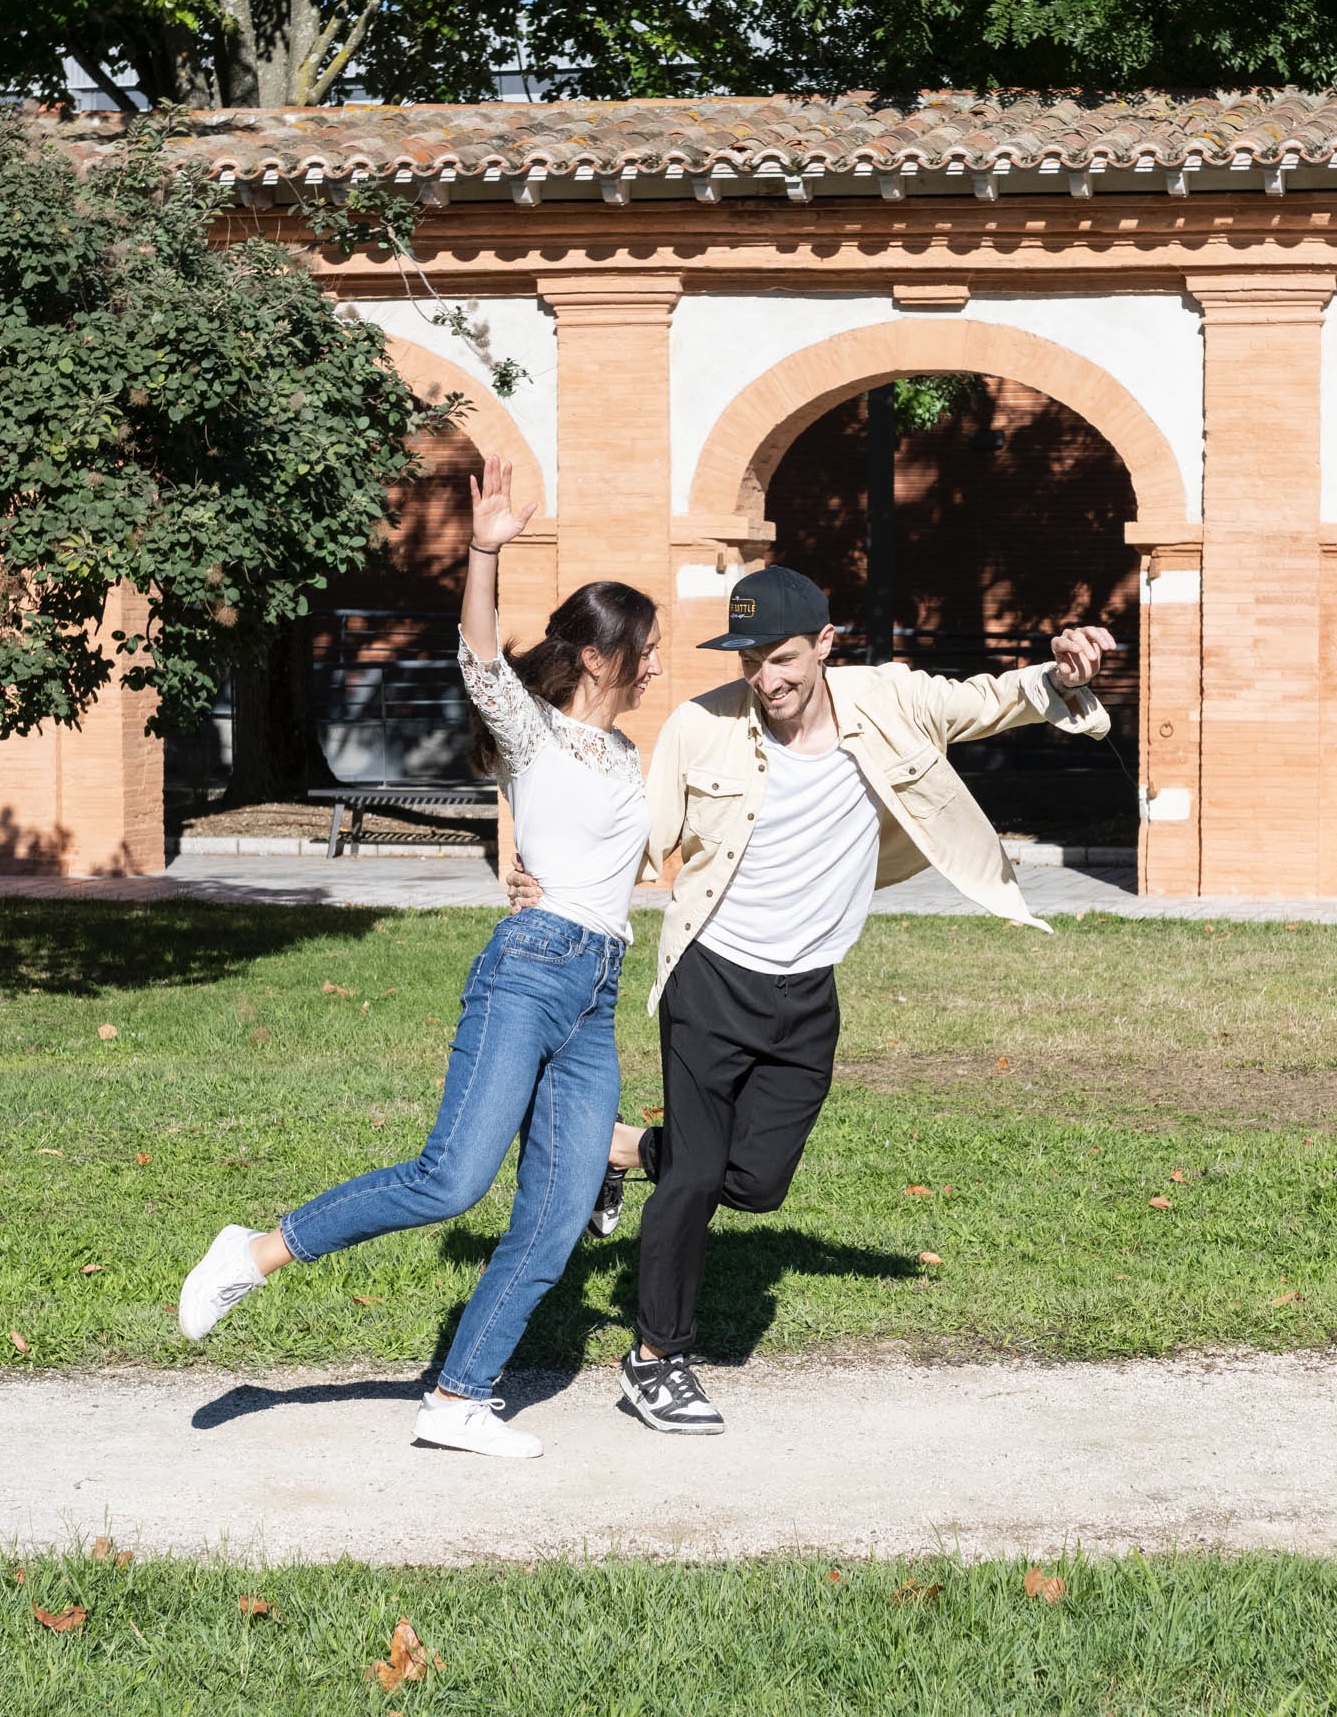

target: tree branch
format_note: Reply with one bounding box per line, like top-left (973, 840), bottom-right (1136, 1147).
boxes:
top-left (303, 0), bottom-right (384, 105)
top-left (69, 52), bottom-right (141, 114)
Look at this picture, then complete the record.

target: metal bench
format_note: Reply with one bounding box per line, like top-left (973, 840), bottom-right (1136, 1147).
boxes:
top-left (309, 785), bottom-right (495, 858)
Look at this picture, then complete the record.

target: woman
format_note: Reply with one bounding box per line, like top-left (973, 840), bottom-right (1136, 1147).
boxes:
top-left (178, 456), bottom-right (661, 1459)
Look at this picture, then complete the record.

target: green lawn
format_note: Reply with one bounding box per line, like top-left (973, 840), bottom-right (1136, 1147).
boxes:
top-left (1, 902), bottom-right (1334, 1371)
top-left (4, 1548), bottom-right (1336, 1715)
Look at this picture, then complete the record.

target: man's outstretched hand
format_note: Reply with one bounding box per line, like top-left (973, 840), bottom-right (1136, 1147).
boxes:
top-left (1049, 625), bottom-right (1116, 690)
top-left (505, 854), bottom-right (543, 915)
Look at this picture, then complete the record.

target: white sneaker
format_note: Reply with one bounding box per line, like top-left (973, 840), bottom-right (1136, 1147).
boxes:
top-left (413, 1393), bottom-right (542, 1458)
top-left (178, 1225), bottom-right (266, 1341)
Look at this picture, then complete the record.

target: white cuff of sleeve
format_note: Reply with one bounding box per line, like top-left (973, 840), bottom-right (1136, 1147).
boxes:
top-left (1022, 663), bottom-right (1111, 739)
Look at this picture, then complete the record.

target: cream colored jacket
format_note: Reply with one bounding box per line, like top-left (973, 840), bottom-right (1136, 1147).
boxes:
top-left (640, 660), bottom-right (1110, 1012)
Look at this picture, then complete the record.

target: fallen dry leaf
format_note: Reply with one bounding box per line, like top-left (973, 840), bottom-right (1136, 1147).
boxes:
top-left (360, 1001), bottom-right (370, 1015)
top-left (136, 1153), bottom-right (152, 1166)
top-left (942, 1184), bottom-right (954, 1196)
top-left (321, 981), bottom-right (337, 993)
top-left (33, 1604), bottom-right (87, 1632)
top-left (93, 1536), bottom-right (110, 1560)
top-left (238, 1594), bottom-right (279, 1618)
top-left (1271, 1290), bottom-right (1302, 1307)
top-left (995, 1055), bottom-right (1010, 1070)
top-left (1087, 1146), bottom-right (1101, 1155)
top-left (905, 1185), bottom-right (934, 1198)
top-left (825, 1568), bottom-right (845, 1584)
top-left (36, 1148), bottom-right (63, 1157)
top-left (1024, 1568), bottom-right (1067, 1605)
top-left (1169, 1168), bottom-right (1186, 1183)
top-left (249, 1027), bottom-right (271, 1045)
top-left (641, 1106), bottom-right (665, 1124)
top-left (116, 1551), bottom-right (133, 1567)
top-left (12, 1567), bottom-right (26, 1584)
top-left (9, 1331), bottom-right (29, 1355)
top-left (351, 1295), bottom-right (384, 1307)
top-left (919, 1252), bottom-right (944, 1266)
top-left (383, 988), bottom-right (398, 997)
top-left (892, 1578), bottom-right (942, 1605)
top-left (435, 1076), bottom-right (445, 1089)
top-left (97, 1024), bottom-right (118, 1041)
top-left (80, 1263), bottom-right (104, 1276)
top-left (1148, 1196), bottom-right (1172, 1211)
top-left (370, 1116), bottom-right (386, 1129)
top-left (368, 1616), bottom-right (430, 1690)
top-left (425, 1016), bottom-right (441, 1025)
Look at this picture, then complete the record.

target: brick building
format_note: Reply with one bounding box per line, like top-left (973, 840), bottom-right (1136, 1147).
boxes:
top-left (6, 89), bottom-right (1337, 896)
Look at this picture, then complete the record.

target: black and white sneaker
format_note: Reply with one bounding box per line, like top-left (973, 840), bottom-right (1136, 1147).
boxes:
top-left (620, 1348), bottom-right (725, 1434)
top-left (586, 1164), bottom-right (627, 1239)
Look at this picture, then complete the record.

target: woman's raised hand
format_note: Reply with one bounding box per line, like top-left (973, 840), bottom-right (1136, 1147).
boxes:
top-left (470, 455), bottom-right (537, 552)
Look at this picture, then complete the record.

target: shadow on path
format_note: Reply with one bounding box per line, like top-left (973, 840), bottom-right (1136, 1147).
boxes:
top-left (190, 1224), bottom-right (921, 1431)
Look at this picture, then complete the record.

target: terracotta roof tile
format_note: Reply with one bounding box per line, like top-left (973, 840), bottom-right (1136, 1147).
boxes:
top-left (37, 90), bottom-right (1337, 192)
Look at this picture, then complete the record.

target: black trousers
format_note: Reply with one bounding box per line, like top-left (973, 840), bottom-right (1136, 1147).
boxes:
top-left (636, 939), bottom-right (840, 1355)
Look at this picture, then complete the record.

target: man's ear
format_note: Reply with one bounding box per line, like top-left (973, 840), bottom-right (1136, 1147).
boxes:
top-left (815, 623), bottom-right (837, 664)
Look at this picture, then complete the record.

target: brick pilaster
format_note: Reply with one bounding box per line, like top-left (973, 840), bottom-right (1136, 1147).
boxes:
top-left (0, 582), bottom-right (163, 875)
top-left (1187, 272), bottom-right (1334, 896)
top-left (538, 274), bottom-right (681, 750)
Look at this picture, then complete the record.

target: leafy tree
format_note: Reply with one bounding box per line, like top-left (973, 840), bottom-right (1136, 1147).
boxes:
top-left (0, 112), bottom-right (434, 795)
top-left (4, 0), bottom-right (1337, 111)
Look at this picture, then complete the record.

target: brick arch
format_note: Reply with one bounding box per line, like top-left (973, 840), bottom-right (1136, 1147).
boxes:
top-left (687, 318), bottom-right (1189, 534)
top-left (382, 333), bottom-right (547, 512)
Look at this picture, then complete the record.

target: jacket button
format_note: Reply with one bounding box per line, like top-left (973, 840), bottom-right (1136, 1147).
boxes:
top-left (747, 813), bottom-right (755, 821)
top-left (726, 851), bottom-right (734, 859)
top-left (711, 782), bottom-right (719, 789)
top-left (758, 763), bottom-right (766, 772)
top-left (685, 923), bottom-right (691, 931)
top-left (907, 766), bottom-right (917, 775)
top-left (706, 890), bottom-right (713, 898)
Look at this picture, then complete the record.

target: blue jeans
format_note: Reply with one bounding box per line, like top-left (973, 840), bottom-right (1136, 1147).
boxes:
top-left (280, 910), bottom-right (624, 1401)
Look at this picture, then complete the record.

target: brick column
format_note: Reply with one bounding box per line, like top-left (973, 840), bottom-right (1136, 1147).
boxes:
top-left (1187, 273), bottom-right (1334, 896)
top-left (538, 273), bottom-right (681, 752)
top-left (0, 582), bottom-right (163, 875)
top-left (1130, 534), bottom-right (1204, 895)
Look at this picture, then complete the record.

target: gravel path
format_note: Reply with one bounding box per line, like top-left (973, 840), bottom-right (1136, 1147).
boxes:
top-left (4, 1351), bottom-right (1334, 1566)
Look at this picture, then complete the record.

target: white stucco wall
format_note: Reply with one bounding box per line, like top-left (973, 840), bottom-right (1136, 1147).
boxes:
top-left (670, 293), bottom-right (1204, 522)
top-left (356, 298), bottom-right (558, 507)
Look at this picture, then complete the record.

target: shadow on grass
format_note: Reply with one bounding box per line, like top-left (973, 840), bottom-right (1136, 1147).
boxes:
top-left (190, 1227), bottom-right (921, 1432)
top-left (0, 900), bottom-right (386, 996)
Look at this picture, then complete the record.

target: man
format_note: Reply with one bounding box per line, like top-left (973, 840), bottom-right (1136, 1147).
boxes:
top-left (513, 564), bottom-right (1112, 1434)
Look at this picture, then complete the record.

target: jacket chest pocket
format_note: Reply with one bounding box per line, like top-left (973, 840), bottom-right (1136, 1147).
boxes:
top-left (883, 743), bottom-right (957, 818)
top-left (684, 769), bottom-right (745, 843)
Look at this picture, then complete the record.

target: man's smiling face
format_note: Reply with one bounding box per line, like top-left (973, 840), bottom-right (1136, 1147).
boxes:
top-left (738, 625), bottom-right (835, 727)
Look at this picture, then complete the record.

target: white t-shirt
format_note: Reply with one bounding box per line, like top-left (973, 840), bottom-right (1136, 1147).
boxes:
top-left (697, 727), bottom-right (883, 974)
top-left (460, 629), bottom-right (649, 944)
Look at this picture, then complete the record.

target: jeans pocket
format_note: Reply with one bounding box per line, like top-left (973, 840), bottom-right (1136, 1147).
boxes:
top-left (499, 917), bottom-right (583, 966)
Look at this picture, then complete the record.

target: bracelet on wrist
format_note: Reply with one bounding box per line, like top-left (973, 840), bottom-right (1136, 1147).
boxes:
top-left (469, 540), bottom-right (501, 556)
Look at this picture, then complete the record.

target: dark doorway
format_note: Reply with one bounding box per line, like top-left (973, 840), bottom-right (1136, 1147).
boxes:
top-left (766, 375), bottom-right (1140, 849)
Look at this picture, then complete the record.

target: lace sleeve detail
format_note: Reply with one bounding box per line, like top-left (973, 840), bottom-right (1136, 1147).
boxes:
top-left (458, 623), bottom-right (546, 777)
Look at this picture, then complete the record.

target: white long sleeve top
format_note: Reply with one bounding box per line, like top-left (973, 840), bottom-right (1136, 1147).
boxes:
top-left (459, 626), bottom-right (649, 944)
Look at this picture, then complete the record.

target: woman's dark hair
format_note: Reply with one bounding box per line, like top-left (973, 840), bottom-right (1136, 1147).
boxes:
top-left (470, 580), bottom-right (657, 773)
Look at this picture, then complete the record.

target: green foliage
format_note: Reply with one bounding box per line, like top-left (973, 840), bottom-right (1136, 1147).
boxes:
top-left (7, 0), bottom-right (1337, 111)
top-left (0, 113), bottom-right (424, 739)
top-left (892, 374), bottom-right (982, 434)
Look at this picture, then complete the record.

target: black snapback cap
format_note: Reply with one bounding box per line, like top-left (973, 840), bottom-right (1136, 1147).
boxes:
top-left (697, 564), bottom-right (831, 651)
